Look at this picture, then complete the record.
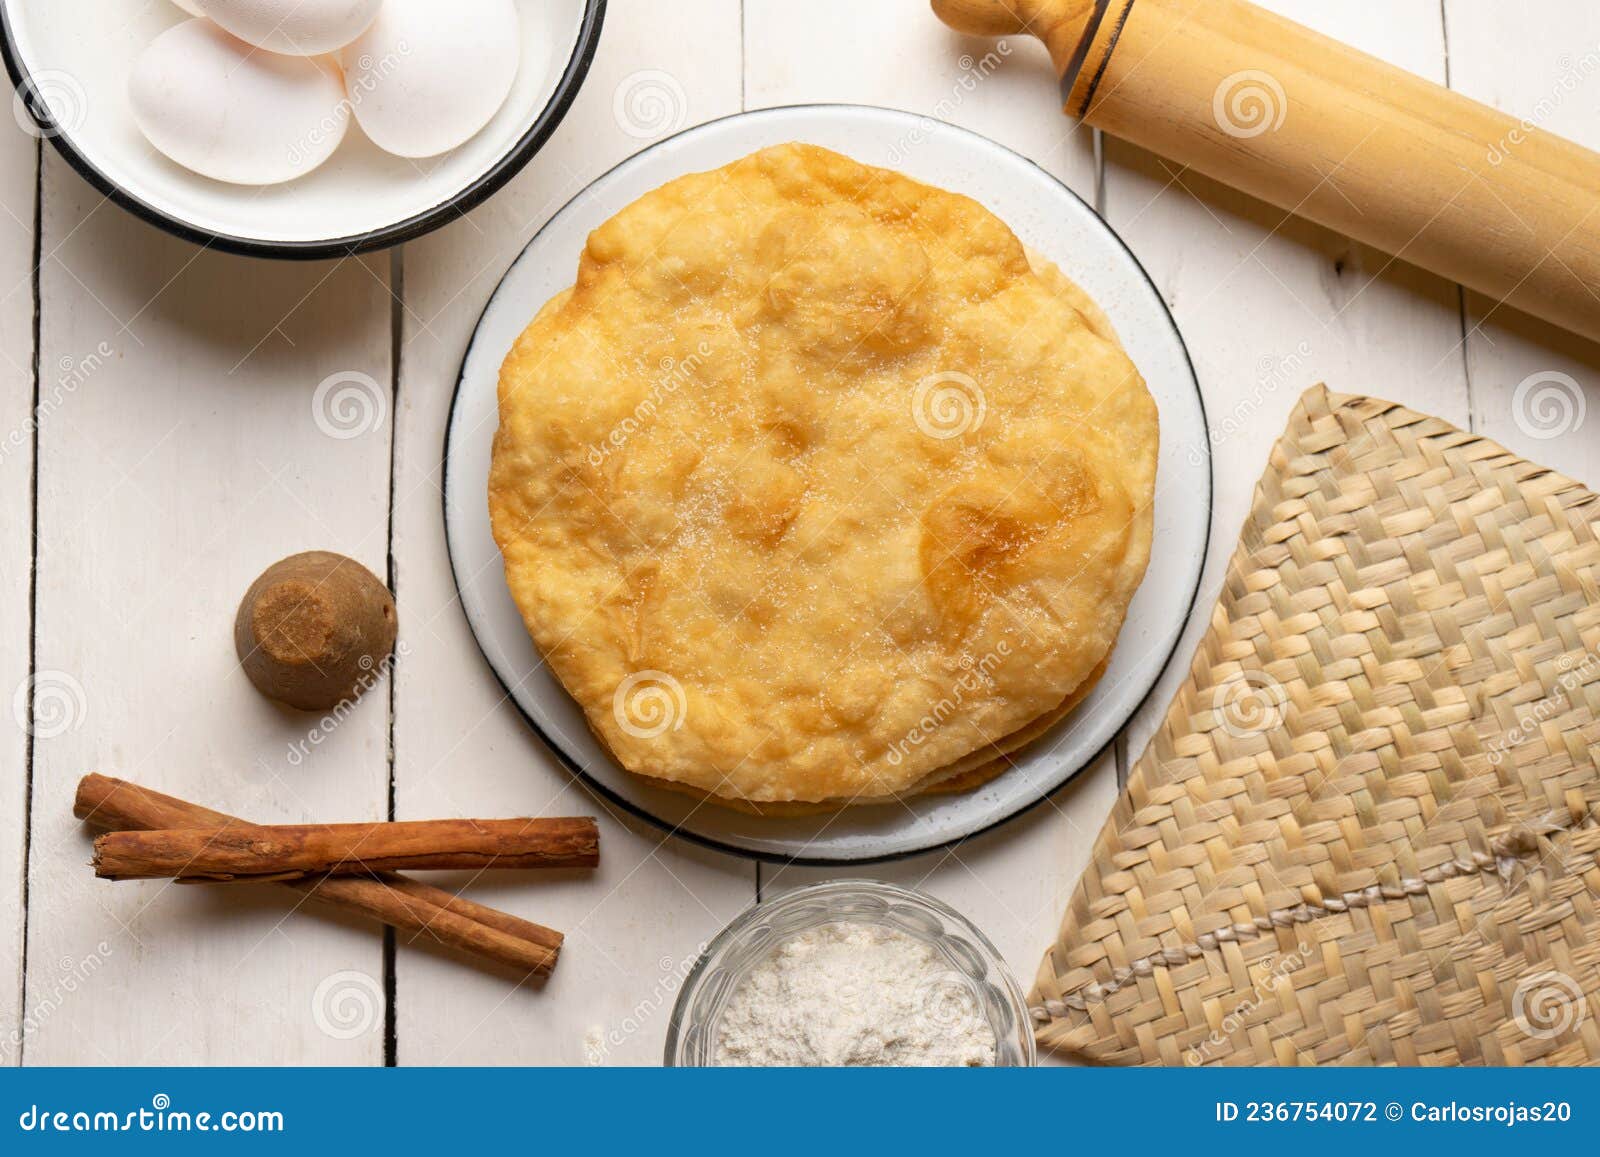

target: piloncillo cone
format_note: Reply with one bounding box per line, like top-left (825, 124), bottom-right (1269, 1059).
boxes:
top-left (234, 551), bottom-right (397, 711)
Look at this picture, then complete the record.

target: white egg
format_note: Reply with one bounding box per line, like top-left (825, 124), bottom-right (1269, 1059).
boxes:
top-left (194, 0), bottom-right (383, 57)
top-left (344, 0), bottom-right (521, 158)
top-left (129, 20), bottom-right (350, 185)
top-left (171, 0), bottom-right (202, 14)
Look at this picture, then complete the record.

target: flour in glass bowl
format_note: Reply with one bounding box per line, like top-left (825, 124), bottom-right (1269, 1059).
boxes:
top-left (712, 921), bottom-right (997, 1066)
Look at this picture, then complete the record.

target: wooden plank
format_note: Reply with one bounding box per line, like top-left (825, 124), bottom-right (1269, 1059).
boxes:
top-left (1443, 0), bottom-right (1600, 485)
top-left (1108, 0), bottom-right (1472, 759)
top-left (389, 0), bottom-right (751, 1065)
top-left (0, 127), bottom-right (36, 1065)
top-left (22, 153), bottom-right (394, 1063)
top-left (744, 0), bottom-right (1118, 1003)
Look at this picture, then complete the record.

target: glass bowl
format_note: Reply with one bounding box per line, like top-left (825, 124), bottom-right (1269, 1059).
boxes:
top-left (665, 880), bottom-right (1036, 1066)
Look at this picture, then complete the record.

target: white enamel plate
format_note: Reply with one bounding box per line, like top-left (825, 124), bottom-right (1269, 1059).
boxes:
top-left (445, 105), bottom-right (1210, 863)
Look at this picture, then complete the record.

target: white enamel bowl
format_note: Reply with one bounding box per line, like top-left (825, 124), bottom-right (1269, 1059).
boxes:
top-left (0, 0), bottom-right (605, 256)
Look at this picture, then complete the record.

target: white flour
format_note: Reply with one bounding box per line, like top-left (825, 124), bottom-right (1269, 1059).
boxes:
top-left (713, 921), bottom-right (997, 1066)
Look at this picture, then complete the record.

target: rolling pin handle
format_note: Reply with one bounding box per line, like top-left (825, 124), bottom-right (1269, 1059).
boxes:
top-left (929, 0), bottom-right (1039, 37)
top-left (931, 0), bottom-right (1101, 92)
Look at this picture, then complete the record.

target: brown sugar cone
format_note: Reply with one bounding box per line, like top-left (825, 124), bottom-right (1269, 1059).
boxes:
top-left (234, 551), bottom-right (397, 711)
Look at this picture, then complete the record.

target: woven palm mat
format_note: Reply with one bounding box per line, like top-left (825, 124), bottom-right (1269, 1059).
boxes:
top-left (1031, 385), bottom-right (1600, 1066)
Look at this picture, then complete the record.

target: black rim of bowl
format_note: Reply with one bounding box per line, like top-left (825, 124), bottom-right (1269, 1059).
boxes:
top-left (442, 103), bottom-right (1214, 866)
top-left (0, 0), bottom-right (608, 259)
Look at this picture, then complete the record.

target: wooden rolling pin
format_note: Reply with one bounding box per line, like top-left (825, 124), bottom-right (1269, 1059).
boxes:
top-left (933, 0), bottom-right (1600, 342)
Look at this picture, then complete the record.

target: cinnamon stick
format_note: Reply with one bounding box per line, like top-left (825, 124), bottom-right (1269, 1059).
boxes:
top-left (73, 774), bottom-right (565, 975)
top-left (93, 817), bottom-right (599, 882)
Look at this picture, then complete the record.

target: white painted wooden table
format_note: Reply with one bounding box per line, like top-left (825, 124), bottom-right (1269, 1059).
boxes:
top-left (4, 0), bottom-right (1598, 1066)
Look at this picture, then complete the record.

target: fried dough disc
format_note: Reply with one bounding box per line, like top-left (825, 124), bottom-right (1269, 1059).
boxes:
top-left (621, 257), bottom-right (1138, 814)
top-left (650, 653), bottom-right (1113, 817)
top-left (511, 259), bottom-right (1126, 815)
top-left (490, 143), bottom-right (1158, 805)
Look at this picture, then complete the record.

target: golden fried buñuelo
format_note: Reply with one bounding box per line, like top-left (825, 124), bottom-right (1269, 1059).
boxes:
top-left (489, 143), bottom-right (1157, 804)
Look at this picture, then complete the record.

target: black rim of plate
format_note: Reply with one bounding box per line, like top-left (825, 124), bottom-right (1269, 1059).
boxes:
top-left (444, 103), bottom-right (1213, 866)
top-left (0, 0), bottom-right (607, 259)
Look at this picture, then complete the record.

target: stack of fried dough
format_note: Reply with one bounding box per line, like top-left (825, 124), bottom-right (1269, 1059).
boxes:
top-left (490, 143), bottom-right (1157, 814)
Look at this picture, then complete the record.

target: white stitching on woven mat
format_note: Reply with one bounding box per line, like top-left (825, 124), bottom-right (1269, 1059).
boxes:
top-left (1030, 814), bottom-right (1578, 1023)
